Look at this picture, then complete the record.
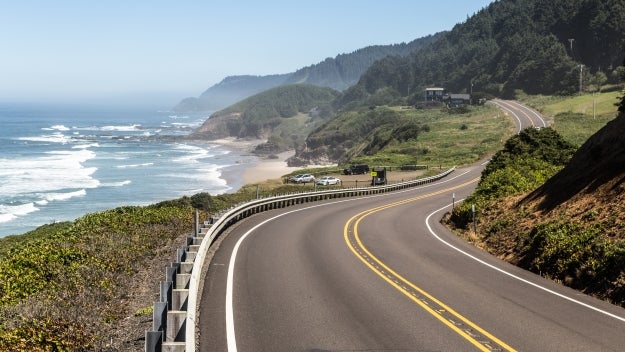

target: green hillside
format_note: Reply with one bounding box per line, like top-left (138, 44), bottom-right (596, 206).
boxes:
top-left (338, 0), bottom-right (625, 109)
top-left (189, 84), bottom-right (340, 153)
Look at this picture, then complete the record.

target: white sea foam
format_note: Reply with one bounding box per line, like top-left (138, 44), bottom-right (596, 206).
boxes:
top-left (41, 189), bottom-right (87, 202)
top-left (100, 124), bottom-right (141, 132)
top-left (42, 124), bottom-right (71, 131)
top-left (0, 203), bottom-right (39, 223)
top-left (172, 143), bottom-right (215, 163)
top-left (71, 124), bottom-right (140, 132)
top-left (0, 213), bottom-right (16, 224)
top-left (102, 180), bottom-right (131, 187)
top-left (72, 142), bottom-right (100, 149)
top-left (17, 132), bottom-right (72, 144)
top-left (160, 163), bottom-right (230, 194)
top-left (0, 149), bottom-right (99, 197)
top-left (115, 162), bottom-right (154, 169)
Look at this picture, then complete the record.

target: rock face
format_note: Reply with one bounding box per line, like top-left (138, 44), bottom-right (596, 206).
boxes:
top-left (522, 112), bottom-right (625, 212)
top-left (189, 113), bottom-right (241, 140)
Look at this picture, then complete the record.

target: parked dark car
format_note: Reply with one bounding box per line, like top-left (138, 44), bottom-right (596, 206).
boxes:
top-left (343, 164), bottom-right (369, 175)
top-left (370, 167), bottom-right (387, 186)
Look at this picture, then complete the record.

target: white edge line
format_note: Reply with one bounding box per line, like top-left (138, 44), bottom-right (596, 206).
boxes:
top-left (491, 100), bottom-right (523, 134)
top-left (425, 201), bottom-right (625, 323)
top-left (509, 100), bottom-right (548, 127)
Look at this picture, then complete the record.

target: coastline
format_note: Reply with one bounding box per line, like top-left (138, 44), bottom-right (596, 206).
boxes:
top-left (210, 137), bottom-right (308, 190)
top-left (241, 150), bottom-right (301, 184)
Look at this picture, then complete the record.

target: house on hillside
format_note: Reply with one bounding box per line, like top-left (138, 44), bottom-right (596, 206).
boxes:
top-left (420, 88), bottom-right (471, 108)
top-left (446, 94), bottom-right (471, 107)
top-left (424, 87), bottom-right (446, 102)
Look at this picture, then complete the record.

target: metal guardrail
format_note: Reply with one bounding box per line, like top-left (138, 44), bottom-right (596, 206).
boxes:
top-left (145, 167), bottom-right (456, 351)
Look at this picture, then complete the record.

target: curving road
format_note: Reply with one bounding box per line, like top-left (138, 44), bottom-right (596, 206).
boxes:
top-left (197, 101), bottom-right (625, 351)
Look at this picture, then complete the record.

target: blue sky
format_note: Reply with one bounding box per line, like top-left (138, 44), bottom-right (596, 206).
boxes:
top-left (1, 1), bottom-right (493, 107)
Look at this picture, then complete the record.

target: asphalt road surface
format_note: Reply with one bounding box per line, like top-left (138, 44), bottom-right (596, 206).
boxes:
top-left (198, 101), bottom-right (625, 351)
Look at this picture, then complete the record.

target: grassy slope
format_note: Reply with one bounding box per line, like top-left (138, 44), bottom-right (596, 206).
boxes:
top-left (521, 91), bottom-right (622, 146)
top-left (302, 104), bottom-right (514, 167)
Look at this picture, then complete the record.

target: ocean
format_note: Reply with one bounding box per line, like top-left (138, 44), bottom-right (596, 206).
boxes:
top-left (0, 103), bottom-right (255, 238)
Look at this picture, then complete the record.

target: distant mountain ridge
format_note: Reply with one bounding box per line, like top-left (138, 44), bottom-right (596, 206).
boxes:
top-left (173, 33), bottom-right (443, 112)
top-left (174, 74), bottom-right (290, 112)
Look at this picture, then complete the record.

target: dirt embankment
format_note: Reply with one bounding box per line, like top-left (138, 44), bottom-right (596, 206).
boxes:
top-left (453, 112), bottom-right (625, 306)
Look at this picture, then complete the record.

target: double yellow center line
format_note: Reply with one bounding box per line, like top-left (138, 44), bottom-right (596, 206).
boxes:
top-left (343, 178), bottom-right (517, 351)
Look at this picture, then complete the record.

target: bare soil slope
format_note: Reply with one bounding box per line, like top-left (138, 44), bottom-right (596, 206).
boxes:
top-left (523, 113), bottom-right (625, 212)
top-left (453, 112), bottom-right (625, 305)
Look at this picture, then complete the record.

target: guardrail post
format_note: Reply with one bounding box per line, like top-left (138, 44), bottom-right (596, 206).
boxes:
top-left (166, 266), bottom-right (177, 289)
top-left (161, 281), bottom-right (172, 310)
top-left (153, 301), bottom-right (167, 338)
top-left (145, 330), bottom-right (162, 352)
top-left (194, 211), bottom-right (199, 237)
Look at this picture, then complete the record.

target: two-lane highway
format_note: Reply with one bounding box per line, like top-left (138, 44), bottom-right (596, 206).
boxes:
top-left (490, 99), bottom-right (549, 131)
top-left (197, 101), bottom-right (625, 351)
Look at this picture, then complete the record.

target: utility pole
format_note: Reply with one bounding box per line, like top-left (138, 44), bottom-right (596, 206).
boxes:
top-left (568, 38), bottom-right (575, 51)
top-left (579, 64), bottom-right (584, 95)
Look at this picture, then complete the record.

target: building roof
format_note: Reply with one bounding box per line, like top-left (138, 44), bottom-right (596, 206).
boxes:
top-left (449, 94), bottom-right (471, 100)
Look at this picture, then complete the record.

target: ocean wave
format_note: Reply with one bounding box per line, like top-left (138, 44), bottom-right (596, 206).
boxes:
top-left (17, 132), bottom-right (72, 144)
top-left (0, 149), bottom-right (99, 197)
top-left (115, 162), bottom-right (154, 169)
top-left (71, 124), bottom-right (141, 132)
top-left (40, 189), bottom-right (87, 203)
top-left (102, 180), bottom-right (131, 187)
top-left (160, 164), bottom-right (229, 192)
top-left (0, 203), bottom-right (39, 223)
top-left (172, 143), bottom-right (215, 163)
top-left (72, 142), bottom-right (100, 149)
top-left (100, 124), bottom-right (141, 132)
top-left (42, 124), bottom-right (71, 131)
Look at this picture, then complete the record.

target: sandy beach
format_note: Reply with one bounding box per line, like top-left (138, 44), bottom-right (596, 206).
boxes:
top-left (209, 137), bottom-right (330, 187)
top-left (241, 150), bottom-right (303, 184)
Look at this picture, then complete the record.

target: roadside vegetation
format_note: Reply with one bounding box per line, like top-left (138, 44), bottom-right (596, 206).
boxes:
top-left (449, 127), bottom-right (578, 228)
top-left (0, 203), bottom-right (207, 351)
top-left (447, 92), bottom-right (625, 306)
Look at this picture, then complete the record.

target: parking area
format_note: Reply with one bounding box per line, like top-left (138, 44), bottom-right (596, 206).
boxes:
top-left (322, 169), bottom-right (429, 187)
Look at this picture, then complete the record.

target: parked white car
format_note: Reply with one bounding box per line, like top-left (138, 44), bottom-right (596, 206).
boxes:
top-left (290, 174), bottom-right (315, 183)
top-left (316, 176), bottom-right (341, 186)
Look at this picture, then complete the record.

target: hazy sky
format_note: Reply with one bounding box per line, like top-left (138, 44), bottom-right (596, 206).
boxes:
top-left (1, 1), bottom-right (493, 107)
